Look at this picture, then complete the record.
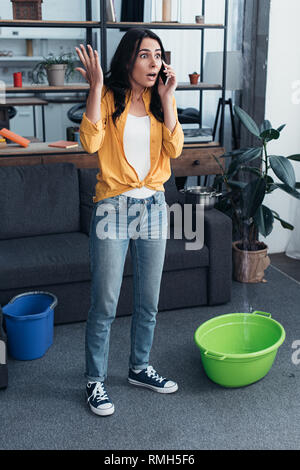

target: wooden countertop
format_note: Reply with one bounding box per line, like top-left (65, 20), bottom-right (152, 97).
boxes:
top-left (0, 141), bottom-right (86, 156)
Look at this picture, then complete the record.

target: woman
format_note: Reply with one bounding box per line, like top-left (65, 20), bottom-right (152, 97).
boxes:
top-left (76, 28), bottom-right (184, 417)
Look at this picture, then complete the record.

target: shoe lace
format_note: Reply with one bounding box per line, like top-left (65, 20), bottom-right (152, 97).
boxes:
top-left (90, 382), bottom-right (109, 402)
top-left (146, 366), bottom-right (166, 383)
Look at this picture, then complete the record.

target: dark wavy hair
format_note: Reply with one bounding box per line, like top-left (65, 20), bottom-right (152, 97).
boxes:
top-left (103, 28), bottom-right (167, 125)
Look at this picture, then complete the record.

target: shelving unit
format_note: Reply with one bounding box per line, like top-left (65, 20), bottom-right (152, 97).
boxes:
top-left (0, 0), bottom-right (228, 171)
top-left (100, 0), bottom-right (229, 148)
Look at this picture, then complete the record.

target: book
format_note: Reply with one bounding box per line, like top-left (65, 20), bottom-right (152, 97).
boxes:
top-left (48, 140), bottom-right (79, 149)
top-left (183, 127), bottom-right (213, 143)
top-left (0, 128), bottom-right (30, 147)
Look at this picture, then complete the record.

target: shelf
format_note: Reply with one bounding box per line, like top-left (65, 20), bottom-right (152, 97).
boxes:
top-left (177, 82), bottom-right (222, 91)
top-left (106, 21), bottom-right (225, 30)
top-left (0, 20), bottom-right (98, 28)
top-left (0, 97), bottom-right (48, 106)
top-left (0, 56), bottom-right (44, 61)
top-left (0, 57), bottom-right (81, 63)
top-left (0, 57), bottom-right (80, 65)
top-left (5, 84), bottom-right (89, 94)
top-left (4, 83), bottom-right (221, 95)
top-left (0, 20), bottom-right (224, 30)
top-left (183, 142), bottom-right (221, 149)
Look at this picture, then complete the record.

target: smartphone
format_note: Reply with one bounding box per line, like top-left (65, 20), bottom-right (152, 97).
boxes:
top-left (159, 63), bottom-right (168, 85)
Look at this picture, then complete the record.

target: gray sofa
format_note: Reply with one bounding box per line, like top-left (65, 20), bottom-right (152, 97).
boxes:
top-left (0, 162), bottom-right (232, 324)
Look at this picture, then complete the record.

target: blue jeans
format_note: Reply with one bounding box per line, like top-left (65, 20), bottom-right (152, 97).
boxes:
top-left (85, 191), bottom-right (168, 382)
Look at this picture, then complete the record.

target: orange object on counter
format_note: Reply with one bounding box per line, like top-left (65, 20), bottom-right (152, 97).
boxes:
top-left (0, 128), bottom-right (30, 147)
top-left (48, 140), bottom-right (79, 149)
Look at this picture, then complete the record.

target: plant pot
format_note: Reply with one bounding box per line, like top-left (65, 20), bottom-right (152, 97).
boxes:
top-left (232, 240), bottom-right (271, 283)
top-left (46, 64), bottom-right (67, 86)
top-left (189, 74), bottom-right (200, 85)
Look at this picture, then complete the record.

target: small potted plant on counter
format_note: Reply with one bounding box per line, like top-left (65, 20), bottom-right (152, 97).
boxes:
top-left (32, 52), bottom-right (76, 86)
top-left (212, 105), bottom-right (300, 283)
top-left (189, 71), bottom-right (200, 85)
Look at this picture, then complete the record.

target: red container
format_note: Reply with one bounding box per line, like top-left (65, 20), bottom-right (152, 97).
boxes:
top-left (13, 72), bottom-right (22, 87)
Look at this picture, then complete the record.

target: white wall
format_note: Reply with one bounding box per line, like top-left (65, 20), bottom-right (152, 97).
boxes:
top-left (263, 0), bottom-right (300, 253)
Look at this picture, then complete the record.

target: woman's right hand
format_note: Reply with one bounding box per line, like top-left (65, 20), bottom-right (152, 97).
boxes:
top-left (75, 44), bottom-right (103, 90)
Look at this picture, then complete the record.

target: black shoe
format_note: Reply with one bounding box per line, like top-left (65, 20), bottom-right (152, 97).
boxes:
top-left (128, 366), bottom-right (178, 394)
top-left (86, 381), bottom-right (115, 416)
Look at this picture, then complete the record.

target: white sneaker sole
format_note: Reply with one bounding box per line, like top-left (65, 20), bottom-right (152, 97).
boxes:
top-left (128, 378), bottom-right (178, 394)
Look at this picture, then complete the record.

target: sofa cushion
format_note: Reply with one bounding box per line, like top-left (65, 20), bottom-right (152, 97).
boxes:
top-left (161, 237), bottom-right (209, 272)
top-left (0, 232), bottom-right (90, 290)
top-left (0, 230), bottom-right (208, 291)
top-left (0, 163), bottom-right (80, 240)
top-left (122, 237), bottom-right (209, 277)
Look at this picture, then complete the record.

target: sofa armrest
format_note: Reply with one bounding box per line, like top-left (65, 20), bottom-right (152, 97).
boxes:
top-left (204, 209), bottom-right (232, 305)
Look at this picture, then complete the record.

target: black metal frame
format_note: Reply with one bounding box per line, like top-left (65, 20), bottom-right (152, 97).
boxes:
top-left (0, 0), bottom-right (229, 147)
top-left (32, 104), bottom-right (46, 142)
top-left (213, 98), bottom-right (238, 149)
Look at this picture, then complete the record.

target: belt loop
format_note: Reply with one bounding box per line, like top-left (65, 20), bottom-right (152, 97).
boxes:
top-left (154, 191), bottom-right (160, 204)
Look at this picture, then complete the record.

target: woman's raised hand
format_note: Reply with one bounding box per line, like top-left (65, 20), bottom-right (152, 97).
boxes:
top-left (75, 44), bottom-right (103, 90)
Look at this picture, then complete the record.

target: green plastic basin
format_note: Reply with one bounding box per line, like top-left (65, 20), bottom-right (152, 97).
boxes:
top-left (194, 311), bottom-right (285, 388)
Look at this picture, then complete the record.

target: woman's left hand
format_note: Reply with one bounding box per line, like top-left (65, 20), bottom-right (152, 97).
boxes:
top-left (158, 60), bottom-right (177, 101)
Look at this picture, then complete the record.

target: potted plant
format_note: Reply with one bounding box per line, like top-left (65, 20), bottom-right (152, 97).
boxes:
top-left (189, 71), bottom-right (200, 85)
top-left (32, 52), bottom-right (76, 86)
top-left (212, 105), bottom-right (300, 283)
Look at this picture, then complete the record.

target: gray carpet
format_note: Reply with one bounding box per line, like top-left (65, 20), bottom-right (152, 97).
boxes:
top-left (1, 265), bottom-right (300, 450)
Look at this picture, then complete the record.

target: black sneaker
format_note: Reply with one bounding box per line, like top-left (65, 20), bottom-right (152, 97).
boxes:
top-left (128, 365), bottom-right (178, 394)
top-left (86, 381), bottom-right (115, 416)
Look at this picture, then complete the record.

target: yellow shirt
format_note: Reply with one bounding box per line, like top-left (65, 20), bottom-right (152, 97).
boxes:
top-left (79, 86), bottom-right (184, 202)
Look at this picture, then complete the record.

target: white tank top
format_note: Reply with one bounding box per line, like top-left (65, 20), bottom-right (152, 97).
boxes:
top-left (122, 113), bottom-right (157, 198)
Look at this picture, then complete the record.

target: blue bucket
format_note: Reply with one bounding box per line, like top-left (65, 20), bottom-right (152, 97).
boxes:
top-left (2, 292), bottom-right (58, 360)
